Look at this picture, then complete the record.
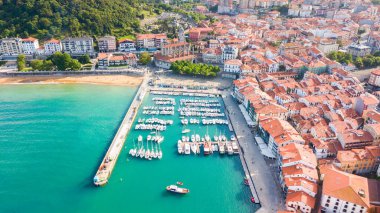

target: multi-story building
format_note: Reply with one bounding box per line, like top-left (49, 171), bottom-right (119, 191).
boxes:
top-left (354, 93), bottom-right (379, 116)
top-left (337, 130), bottom-right (374, 149)
top-left (0, 38), bottom-right (23, 56)
top-left (335, 146), bottom-right (380, 174)
top-left (61, 37), bottom-right (95, 55)
top-left (368, 69), bottom-right (380, 87)
top-left (97, 53), bottom-right (137, 68)
top-left (98, 36), bottom-right (116, 52)
top-left (154, 42), bottom-right (195, 69)
top-left (317, 39), bottom-right (339, 54)
top-left (118, 38), bottom-right (136, 52)
top-left (221, 45), bottom-right (239, 62)
top-left (136, 34), bottom-right (167, 49)
top-left (21, 37), bottom-right (39, 54)
top-left (223, 59), bottom-right (242, 78)
top-left (320, 165), bottom-right (380, 213)
top-left (44, 39), bottom-right (62, 55)
top-left (188, 27), bottom-right (213, 42)
top-left (347, 43), bottom-right (371, 57)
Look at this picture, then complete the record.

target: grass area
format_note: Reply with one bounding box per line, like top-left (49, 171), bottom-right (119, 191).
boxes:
top-left (21, 67), bottom-right (33, 72)
top-left (141, 10), bottom-right (157, 19)
top-left (117, 34), bottom-right (136, 41)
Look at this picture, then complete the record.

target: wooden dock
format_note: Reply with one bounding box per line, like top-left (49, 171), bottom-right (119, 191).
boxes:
top-left (93, 77), bottom-right (148, 186)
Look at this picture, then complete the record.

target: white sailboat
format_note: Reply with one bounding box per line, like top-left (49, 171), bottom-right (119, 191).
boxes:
top-left (190, 142), bottom-right (197, 154)
top-left (158, 143), bottom-right (163, 159)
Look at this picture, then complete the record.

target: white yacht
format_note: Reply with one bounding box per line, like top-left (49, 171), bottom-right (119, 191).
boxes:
top-left (184, 143), bottom-right (191, 155)
top-left (178, 140), bottom-right (183, 154)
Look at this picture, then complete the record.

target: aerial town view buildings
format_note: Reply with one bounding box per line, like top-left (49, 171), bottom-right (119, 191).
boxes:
top-left (0, 0), bottom-right (380, 212)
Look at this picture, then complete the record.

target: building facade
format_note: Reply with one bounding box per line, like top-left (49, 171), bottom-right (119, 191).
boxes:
top-left (0, 38), bottom-right (23, 56)
top-left (61, 37), bottom-right (95, 55)
top-left (98, 36), bottom-right (116, 52)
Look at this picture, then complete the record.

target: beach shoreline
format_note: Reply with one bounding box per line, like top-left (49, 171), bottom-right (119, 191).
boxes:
top-left (0, 75), bottom-right (144, 86)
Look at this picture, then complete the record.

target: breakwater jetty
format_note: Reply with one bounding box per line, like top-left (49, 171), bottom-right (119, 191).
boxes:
top-left (93, 77), bottom-right (148, 186)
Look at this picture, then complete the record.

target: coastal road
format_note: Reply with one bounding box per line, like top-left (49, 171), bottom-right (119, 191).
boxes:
top-left (223, 91), bottom-right (284, 212)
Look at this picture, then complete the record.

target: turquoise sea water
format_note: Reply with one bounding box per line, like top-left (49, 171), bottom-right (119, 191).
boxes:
top-left (0, 84), bottom-right (258, 213)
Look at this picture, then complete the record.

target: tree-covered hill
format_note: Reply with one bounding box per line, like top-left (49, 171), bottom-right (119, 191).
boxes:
top-left (0, 0), bottom-right (157, 40)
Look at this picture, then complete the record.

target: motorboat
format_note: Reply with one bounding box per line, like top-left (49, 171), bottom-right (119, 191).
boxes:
top-left (195, 134), bottom-right (200, 142)
top-left (182, 136), bottom-right (187, 142)
top-left (191, 135), bottom-right (195, 142)
top-left (184, 143), bottom-right (191, 155)
top-left (147, 135), bottom-right (152, 141)
top-left (138, 135), bottom-right (143, 142)
top-left (182, 129), bottom-right (191, 134)
top-left (232, 142), bottom-right (239, 154)
top-left (178, 140), bottom-right (183, 154)
top-left (219, 142), bottom-right (225, 154)
top-left (231, 135), bottom-right (236, 141)
top-left (214, 136), bottom-right (219, 142)
top-left (204, 143), bottom-right (210, 155)
top-left (227, 143), bottom-right (233, 155)
top-left (166, 185), bottom-right (189, 194)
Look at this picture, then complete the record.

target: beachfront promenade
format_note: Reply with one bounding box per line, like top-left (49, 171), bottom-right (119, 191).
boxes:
top-left (93, 75), bottom-right (149, 186)
top-left (223, 91), bottom-right (284, 212)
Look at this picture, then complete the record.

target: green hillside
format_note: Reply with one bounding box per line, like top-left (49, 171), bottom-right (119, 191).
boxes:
top-left (0, 0), bottom-right (158, 40)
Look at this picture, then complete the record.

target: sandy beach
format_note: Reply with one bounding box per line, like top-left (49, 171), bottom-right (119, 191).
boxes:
top-left (0, 75), bottom-right (143, 86)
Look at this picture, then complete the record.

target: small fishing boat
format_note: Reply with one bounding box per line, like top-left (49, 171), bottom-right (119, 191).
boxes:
top-left (219, 142), bottom-right (225, 154)
top-left (138, 135), bottom-right (143, 142)
top-left (231, 135), bottom-right (236, 141)
top-left (227, 143), bottom-right (233, 155)
top-left (176, 181), bottom-right (183, 186)
top-left (250, 197), bottom-right (255, 203)
top-left (214, 136), bottom-right (219, 142)
top-left (204, 143), bottom-right (210, 155)
top-left (191, 135), bottom-right (195, 142)
top-left (147, 135), bottom-right (152, 141)
top-left (182, 136), bottom-right (187, 142)
top-left (182, 129), bottom-right (191, 134)
top-left (166, 185), bottom-right (189, 194)
top-left (195, 134), bottom-right (200, 142)
top-left (232, 142), bottom-right (239, 154)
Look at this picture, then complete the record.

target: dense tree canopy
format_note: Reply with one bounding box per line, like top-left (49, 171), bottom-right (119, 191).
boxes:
top-left (0, 0), bottom-right (152, 39)
top-left (30, 52), bottom-right (82, 71)
top-left (139, 52), bottom-right (152, 65)
top-left (17, 54), bottom-right (26, 71)
top-left (328, 51), bottom-right (380, 69)
top-left (170, 60), bottom-right (220, 77)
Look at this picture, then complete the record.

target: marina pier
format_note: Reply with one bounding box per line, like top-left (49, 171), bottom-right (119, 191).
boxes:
top-left (93, 77), bottom-right (148, 186)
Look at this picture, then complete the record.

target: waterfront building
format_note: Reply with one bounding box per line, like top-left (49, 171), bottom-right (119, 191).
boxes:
top-left (202, 48), bottom-right (222, 64)
top-left (335, 146), bottom-right (380, 174)
top-left (136, 34), bottom-right (167, 49)
top-left (0, 38), bottom-right (23, 56)
top-left (278, 143), bottom-right (318, 213)
top-left (98, 36), bottom-right (116, 52)
top-left (118, 38), bottom-right (136, 52)
top-left (97, 52), bottom-right (137, 68)
top-left (21, 37), bottom-right (39, 54)
top-left (320, 165), bottom-right (380, 213)
top-left (44, 39), bottom-right (62, 55)
top-left (154, 42), bottom-right (195, 69)
top-left (223, 59), bottom-right (242, 79)
top-left (258, 117), bottom-right (305, 157)
top-left (61, 37), bottom-right (95, 55)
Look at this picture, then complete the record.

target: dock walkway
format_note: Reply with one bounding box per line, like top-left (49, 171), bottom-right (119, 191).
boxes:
top-left (93, 76), bottom-right (149, 186)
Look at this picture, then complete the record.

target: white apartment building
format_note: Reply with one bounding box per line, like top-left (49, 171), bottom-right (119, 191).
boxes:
top-left (0, 38), bottom-right (23, 55)
top-left (221, 45), bottom-right (239, 62)
top-left (21, 37), bottom-right (39, 54)
top-left (44, 39), bottom-right (62, 55)
top-left (61, 37), bottom-right (94, 55)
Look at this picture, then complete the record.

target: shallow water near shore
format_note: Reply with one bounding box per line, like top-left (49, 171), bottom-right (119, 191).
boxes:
top-left (0, 84), bottom-right (258, 213)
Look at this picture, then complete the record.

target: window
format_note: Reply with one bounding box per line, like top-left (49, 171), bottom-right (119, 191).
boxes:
top-left (334, 206), bottom-right (338, 210)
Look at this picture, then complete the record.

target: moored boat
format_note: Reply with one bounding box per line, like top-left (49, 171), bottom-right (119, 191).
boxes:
top-left (166, 185), bottom-right (189, 194)
top-left (182, 129), bottom-right (191, 134)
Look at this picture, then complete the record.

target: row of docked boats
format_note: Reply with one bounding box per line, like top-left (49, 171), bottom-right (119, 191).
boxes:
top-left (137, 117), bottom-right (173, 125)
top-left (142, 110), bottom-right (174, 115)
top-left (152, 97), bottom-right (176, 106)
top-left (143, 106), bottom-right (174, 111)
top-left (151, 91), bottom-right (216, 98)
top-left (202, 119), bottom-right (228, 125)
top-left (178, 107), bottom-right (221, 113)
top-left (129, 135), bottom-right (163, 160)
top-left (135, 124), bottom-right (167, 131)
top-left (177, 141), bottom-right (239, 155)
top-left (179, 111), bottom-right (225, 117)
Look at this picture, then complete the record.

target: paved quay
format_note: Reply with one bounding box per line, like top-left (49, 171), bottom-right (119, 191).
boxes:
top-left (223, 91), bottom-right (284, 212)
